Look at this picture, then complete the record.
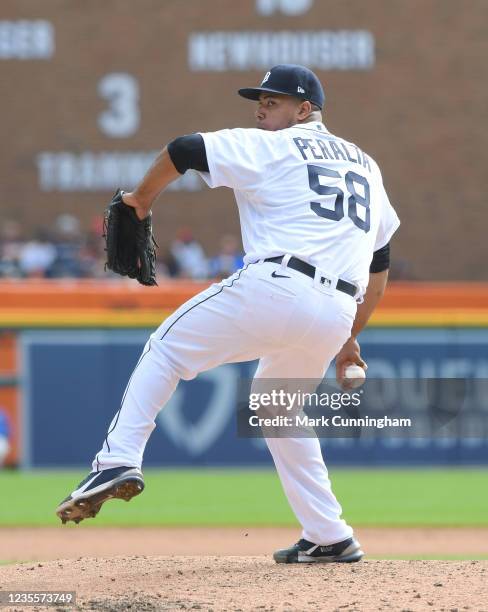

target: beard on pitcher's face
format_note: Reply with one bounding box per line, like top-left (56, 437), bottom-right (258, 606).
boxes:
top-left (255, 94), bottom-right (306, 131)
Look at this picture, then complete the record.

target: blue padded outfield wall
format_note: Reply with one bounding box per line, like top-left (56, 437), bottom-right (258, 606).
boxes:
top-left (20, 329), bottom-right (488, 467)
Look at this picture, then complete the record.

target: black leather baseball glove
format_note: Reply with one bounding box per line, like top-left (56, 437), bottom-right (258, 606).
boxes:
top-left (103, 189), bottom-right (158, 286)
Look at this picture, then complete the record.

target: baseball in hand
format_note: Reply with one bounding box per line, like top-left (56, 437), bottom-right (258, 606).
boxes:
top-left (343, 364), bottom-right (366, 389)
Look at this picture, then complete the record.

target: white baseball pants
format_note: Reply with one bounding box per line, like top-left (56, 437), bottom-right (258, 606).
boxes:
top-left (93, 260), bottom-right (357, 545)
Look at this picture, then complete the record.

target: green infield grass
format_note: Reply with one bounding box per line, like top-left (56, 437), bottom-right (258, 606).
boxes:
top-left (0, 468), bottom-right (486, 527)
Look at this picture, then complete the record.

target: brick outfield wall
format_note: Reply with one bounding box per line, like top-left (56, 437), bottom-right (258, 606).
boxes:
top-left (1, 0), bottom-right (486, 280)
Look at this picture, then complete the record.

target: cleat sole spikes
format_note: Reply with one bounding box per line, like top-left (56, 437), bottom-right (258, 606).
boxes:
top-left (56, 476), bottom-right (144, 525)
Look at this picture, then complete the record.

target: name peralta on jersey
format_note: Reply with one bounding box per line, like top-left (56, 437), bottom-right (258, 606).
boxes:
top-left (199, 122), bottom-right (400, 294)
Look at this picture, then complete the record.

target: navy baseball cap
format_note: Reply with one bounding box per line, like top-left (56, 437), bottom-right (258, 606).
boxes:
top-left (238, 64), bottom-right (325, 109)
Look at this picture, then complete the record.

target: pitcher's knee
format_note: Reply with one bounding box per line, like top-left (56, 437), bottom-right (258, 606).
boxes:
top-left (149, 338), bottom-right (199, 381)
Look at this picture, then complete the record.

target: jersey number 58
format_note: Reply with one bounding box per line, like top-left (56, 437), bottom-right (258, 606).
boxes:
top-left (307, 165), bottom-right (370, 233)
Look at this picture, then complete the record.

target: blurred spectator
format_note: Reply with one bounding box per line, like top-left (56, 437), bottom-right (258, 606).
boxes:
top-left (18, 228), bottom-right (57, 278)
top-left (170, 227), bottom-right (208, 279)
top-left (158, 247), bottom-right (179, 278)
top-left (79, 215), bottom-right (108, 278)
top-left (209, 234), bottom-right (244, 279)
top-left (0, 220), bottom-right (24, 277)
top-left (0, 408), bottom-right (10, 467)
top-left (0, 218), bottom-right (245, 281)
top-left (48, 214), bottom-right (88, 278)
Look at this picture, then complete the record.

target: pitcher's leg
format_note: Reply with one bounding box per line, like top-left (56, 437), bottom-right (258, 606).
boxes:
top-left (93, 338), bottom-right (179, 470)
top-left (266, 436), bottom-right (352, 544)
top-left (256, 347), bottom-right (353, 545)
top-left (94, 270), bottom-right (260, 471)
top-left (57, 274), bottom-right (261, 524)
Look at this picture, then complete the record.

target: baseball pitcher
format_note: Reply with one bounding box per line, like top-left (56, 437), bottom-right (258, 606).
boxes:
top-left (57, 65), bottom-right (399, 564)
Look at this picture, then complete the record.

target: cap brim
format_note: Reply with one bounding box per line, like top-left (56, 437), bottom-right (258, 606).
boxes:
top-left (238, 87), bottom-right (322, 109)
top-left (238, 87), bottom-right (294, 101)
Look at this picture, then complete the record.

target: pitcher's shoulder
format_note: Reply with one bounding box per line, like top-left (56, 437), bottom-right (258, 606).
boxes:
top-left (209, 126), bottom-right (283, 143)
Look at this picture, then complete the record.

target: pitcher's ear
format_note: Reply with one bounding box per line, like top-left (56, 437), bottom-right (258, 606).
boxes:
top-left (297, 99), bottom-right (312, 119)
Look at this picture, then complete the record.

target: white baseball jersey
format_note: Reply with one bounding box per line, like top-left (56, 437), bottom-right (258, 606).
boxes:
top-left (199, 123), bottom-right (399, 295)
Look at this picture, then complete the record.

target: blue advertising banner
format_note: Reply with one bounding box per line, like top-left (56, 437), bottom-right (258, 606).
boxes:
top-left (20, 329), bottom-right (488, 467)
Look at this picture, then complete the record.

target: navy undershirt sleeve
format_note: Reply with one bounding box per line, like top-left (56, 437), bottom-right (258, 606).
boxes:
top-left (369, 242), bottom-right (390, 273)
top-left (167, 134), bottom-right (209, 174)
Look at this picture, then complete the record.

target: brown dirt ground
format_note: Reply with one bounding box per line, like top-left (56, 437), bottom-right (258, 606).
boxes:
top-left (0, 528), bottom-right (487, 611)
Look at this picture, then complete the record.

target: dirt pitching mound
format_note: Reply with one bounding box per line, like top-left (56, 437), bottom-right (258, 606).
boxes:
top-left (1, 527), bottom-right (487, 563)
top-left (1, 556), bottom-right (487, 611)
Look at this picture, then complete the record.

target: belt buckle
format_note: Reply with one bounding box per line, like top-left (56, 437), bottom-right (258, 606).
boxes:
top-left (313, 268), bottom-right (337, 295)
